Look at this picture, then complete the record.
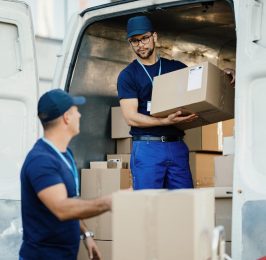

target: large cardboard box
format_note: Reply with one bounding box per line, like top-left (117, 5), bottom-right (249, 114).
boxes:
top-left (78, 240), bottom-right (112, 260)
top-left (151, 62), bottom-right (234, 130)
top-left (184, 119), bottom-right (234, 151)
top-left (107, 154), bottom-right (131, 169)
top-left (116, 138), bottom-right (132, 154)
top-left (214, 155), bottom-right (234, 187)
top-left (90, 161), bottom-right (108, 169)
top-left (113, 189), bottom-right (214, 260)
top-left (215, 198), bottom-right (232, 242)
top-left (111, 107), bottom-right (131, 138)
top-left (81, 169), bottom-right (131, 240)
top-left (190, 152), bottom-right (222, 187)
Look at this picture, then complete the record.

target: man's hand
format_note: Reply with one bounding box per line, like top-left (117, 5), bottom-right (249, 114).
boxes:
top-left (83, 237), bottom-right (102, 260)
top-left (161, 111), bottom-right (198, 125)
top-left (224, 68), bottom-right (235, 85)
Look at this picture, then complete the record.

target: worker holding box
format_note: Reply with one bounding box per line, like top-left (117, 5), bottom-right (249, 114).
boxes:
top-left (117, 16), bottom-right (198, 190)
top-left (117, 16), bottom-right (235, 190)
top-left (19, 89), bottom-right (112, 260)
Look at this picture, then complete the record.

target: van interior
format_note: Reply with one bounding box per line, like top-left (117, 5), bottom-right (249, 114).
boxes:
top-left (67, 0), bottom-right (236, 170)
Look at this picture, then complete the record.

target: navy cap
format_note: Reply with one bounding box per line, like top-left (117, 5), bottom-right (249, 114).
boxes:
top-left (38, 89), bottom-right (86, 123)
top-left (127, 16), bottom-right (153, 38)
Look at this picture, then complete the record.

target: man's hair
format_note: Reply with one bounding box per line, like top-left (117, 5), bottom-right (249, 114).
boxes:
top-left (41, 116), bottom-right (61, 130)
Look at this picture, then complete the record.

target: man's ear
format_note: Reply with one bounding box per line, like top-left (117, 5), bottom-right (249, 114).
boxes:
top-left (62, 111), bottom-right (70, 125)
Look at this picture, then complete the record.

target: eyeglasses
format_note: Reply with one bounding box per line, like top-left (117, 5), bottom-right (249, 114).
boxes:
top-left (129, 34), bottom-right (153, 47)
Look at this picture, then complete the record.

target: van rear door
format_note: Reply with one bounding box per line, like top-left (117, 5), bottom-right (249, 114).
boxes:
top-left (233, 0), bottom-right (266, 259)
top-left (0, 0), bottom-right (38, 200)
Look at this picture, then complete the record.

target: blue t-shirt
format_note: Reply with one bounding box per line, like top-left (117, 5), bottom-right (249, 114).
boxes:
top-left (117, 57), bottom-right (187, 137)
top-left (19, 139), bottom-right (80, 260)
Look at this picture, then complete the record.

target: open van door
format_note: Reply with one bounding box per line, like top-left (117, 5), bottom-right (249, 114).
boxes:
top-left (0, 0), bottom-right (38, 200)
top-left (232, 0), bottom-right (266, 259)
top-left (0, 0), bottom-right (38, 258)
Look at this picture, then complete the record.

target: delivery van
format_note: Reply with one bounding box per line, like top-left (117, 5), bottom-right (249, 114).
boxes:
top-left (0, 0), bottom-right (266, 259)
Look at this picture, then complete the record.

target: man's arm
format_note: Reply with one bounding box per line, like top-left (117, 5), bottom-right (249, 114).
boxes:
top-left (80, 220), bottom-right (102, 260)
top-left (120, 98), bottom-right (197, 127)
top-left (38, 183), bottom-right (112, 221)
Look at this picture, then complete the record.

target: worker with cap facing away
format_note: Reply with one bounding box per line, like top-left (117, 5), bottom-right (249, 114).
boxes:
top-left (117, 16), bottom-right (234, 190)
top-left (19, 89), bottom-right (111, 260)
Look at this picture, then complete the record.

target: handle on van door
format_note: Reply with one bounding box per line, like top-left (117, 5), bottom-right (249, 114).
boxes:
top-left (15, 38), bottom-right (22, 71)
top-left (250, 0), bottom-right (262, 43)
top-left (211, 226), bottom-right (232, 260)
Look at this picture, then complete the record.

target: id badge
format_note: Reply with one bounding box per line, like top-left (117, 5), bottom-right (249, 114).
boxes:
top-left (147, 101), bottom-right (151, 112)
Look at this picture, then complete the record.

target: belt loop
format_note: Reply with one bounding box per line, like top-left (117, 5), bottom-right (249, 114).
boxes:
top-left (161, 136), bottom-right (166, 142)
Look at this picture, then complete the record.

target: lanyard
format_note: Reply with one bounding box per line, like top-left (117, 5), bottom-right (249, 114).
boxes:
top-left (137, 57), bottom-right (162, 84)
top-left (42, 137), bottom-right (79, 196)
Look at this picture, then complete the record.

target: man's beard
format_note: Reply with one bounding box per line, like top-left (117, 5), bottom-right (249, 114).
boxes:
top-left (135, 46), bottom-right (155, 59)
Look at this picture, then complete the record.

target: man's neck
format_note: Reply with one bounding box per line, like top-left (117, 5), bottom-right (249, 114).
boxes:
top-left (138, 51), bottom-right (157, 65)
top-left (43, 131), bottom-right (71, 152)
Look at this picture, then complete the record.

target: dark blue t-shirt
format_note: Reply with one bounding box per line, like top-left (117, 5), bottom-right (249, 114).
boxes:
top-left (19, 139), bottom-right (80, 260)
top-left (117, 57), bottom-right (186, 137)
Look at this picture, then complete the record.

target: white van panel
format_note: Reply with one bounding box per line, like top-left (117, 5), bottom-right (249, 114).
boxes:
top-left (233, 0), bottom-right (266, 259)
top-left (0, 0), bottom-right (39, 200)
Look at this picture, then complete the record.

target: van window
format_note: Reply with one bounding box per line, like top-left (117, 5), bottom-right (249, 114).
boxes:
top-left (0, 22), bottom-right (20, 78)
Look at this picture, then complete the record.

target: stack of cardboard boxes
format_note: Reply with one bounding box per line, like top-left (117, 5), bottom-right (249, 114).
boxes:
top-left (185, 120), bottom-right (234, 188)
top-left (78, 108), bottom-right (133, 260)
top-left (78, 154), bottom-right (132, 259)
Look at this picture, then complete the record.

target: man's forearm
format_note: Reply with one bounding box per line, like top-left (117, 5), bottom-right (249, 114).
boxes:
top-left (126, 112), bottom-right (167, 127)
top-left (56, 196), bottom-right (111, 221)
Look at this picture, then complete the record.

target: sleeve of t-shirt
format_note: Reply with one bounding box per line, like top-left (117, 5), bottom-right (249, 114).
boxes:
top-left (117, 68), bottom-right (138, 99)
top-left (173, 60), bottom-right (187, 70)
top-left (26, 155), bottom-right (63, 194)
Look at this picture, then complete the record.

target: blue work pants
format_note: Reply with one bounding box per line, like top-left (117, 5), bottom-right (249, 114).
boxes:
top-left (130, 140), bottom-right (193, 190)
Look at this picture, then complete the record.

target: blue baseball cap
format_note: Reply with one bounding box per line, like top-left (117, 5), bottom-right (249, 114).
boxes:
top-left (38, 89), bottom-right (86, 123)
top-left (127, 16), bottom-right (153, 38)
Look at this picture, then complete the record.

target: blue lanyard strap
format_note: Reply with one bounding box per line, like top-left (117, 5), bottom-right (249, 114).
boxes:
top-left (137, 57), bottom-right (162, 84)
top-left (42, 137), bottom-right (80, 196)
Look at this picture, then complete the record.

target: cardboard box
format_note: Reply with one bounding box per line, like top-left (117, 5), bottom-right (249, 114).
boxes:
top-left (151, 62), bottom-right (234, 130)
top-left (190, 152), bottom-right (222, 187)
top-left (81, 168), bottom-right (131, 240)
top-left (107, 154), bottom-right (131, 169)
top-left (78, 240), bottom-right (112, 260)
top-left (223, 136), bottom-right (235, 155)
top-left (184, 119), bottom-right (234, 151)
top-left (113, 189), bottom-right (214, 260)
top-left (214, 155), bottom-right (234, 187)
top-left (90, 161), bottom-right (127, 169)
top-left (117, 138), bottom-right (132, 154)
top-left (90, 161), bottom-right (108, 169)
top-left (215, 198), bottom-right (232, 241)
top-left (111, 107), bottom-right (131, 138)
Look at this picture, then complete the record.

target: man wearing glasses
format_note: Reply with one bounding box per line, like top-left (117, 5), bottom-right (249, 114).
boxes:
top-left (117, 16), bottom-right (197, 190)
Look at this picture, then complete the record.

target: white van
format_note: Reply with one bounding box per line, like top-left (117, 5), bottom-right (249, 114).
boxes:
top-left (1, 0), bottom-right (266, 259)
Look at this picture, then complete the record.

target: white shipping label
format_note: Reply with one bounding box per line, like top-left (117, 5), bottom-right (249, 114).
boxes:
top-left (147, 101), bottom-right (151, 112)
top-left (187, 66), bottom-right (203, 91)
